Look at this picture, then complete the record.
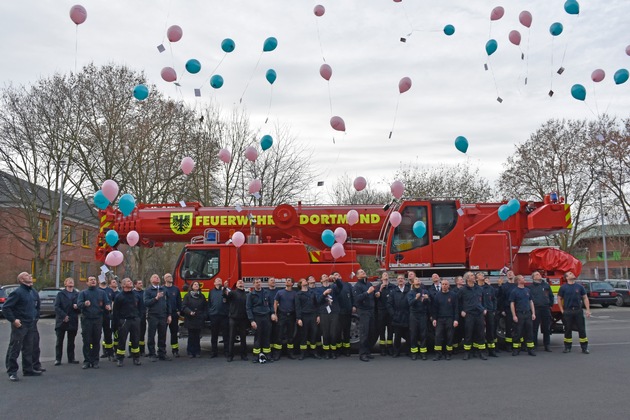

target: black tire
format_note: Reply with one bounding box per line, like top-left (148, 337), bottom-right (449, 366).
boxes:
top-left (616, 296), bottom-right (624, 307)
top-left (602, 303), bottom-right (609, 308)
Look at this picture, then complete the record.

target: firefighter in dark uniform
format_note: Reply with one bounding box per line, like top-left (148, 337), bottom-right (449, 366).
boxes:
top-left (353, 269), bottom-right (376, 362)
top-left (458, 272), bottom-right (487, 360)
top-left (99, 277), bottom-right (116, 361)
top-left (267, 278), bottom-right (281, 360)
top-left (335, 273), bottom-right (354, 356)
top-left (54, 277), bottom-right (80, 365)
top-left (375, 272), bottom-right (396, 356)
top-left (144, 274), bottom-right (173, 361)
top-left (407, 276), bottom-right (431, 360)
top-left (274, 278), bottom-right (297, 360)
top-left (113, 278), bottom-right (142, 367)
top-left (387, 274), bottom-right (409, 358)
top-left (477, 273), bottom-right (499, 357)
top-left (4, 272), bottom-right (40, 382)
top-left (558, 271), bottom-right (591, 354)
top-left (78, 276), bottom-right (111, 369)
top-left (431, 278), bottom-right (459, 360)
top-left (316, 274), bottom-right (342, 359)
top-left (208, 277), bottom-right (229, 358)
top-left (509, 275), bottom-right (536, 356)
top-left (528, 271), bottom-right (554, 352)
top-left (497, 270), bottom-right (516, 350)
top-left (247, 278), bottom-right (276, 363)
top-left (163, 273), bottom-right (182, 358)
top-left (296, 278), bottom-right (320, 360)
top-left (452, 276), bottom-right (465, 352)
top-left (225, 279), bottom-right (249, 362)
top-left (133, 280), bottom-right (147, 356)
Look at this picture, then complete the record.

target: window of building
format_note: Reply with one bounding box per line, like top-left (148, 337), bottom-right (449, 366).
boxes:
top-left (79, 262), bottom-right (89, 281)
top-left (31, 260), bottom-right (37, 281)
top-left (39, 219), bottom-right (49, 242)
top-left (61, 261), bottom-right (74, 278)
top-left (81, 229), bottom-right (90, 248)
top-left (62, 225), bottom-right (73, 245)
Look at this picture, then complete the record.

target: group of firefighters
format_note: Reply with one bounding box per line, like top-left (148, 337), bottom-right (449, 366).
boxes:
top-left (4, 266), bottom-right (591, 380)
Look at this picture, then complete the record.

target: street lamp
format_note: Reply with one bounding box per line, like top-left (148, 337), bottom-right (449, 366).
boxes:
top-left (598, 179), bottom-right (609, 280)
top-left (55, 160), bottom-right (67, 289)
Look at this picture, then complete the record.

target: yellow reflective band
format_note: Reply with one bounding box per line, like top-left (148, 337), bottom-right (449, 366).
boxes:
top-left (116, 349), bottom-right (126, 355)
top-left (410, 347), bottom-right (419, 353)
top-left (434, 346), bottom-right (443, 351)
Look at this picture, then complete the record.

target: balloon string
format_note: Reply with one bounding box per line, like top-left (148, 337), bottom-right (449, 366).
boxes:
top-left (592, 84), bottom-right (600, 117)
top-left (265, 85), bottom-right (273, 124)
top-left (389, 95), bottom-right (401, 139)
top-left (327, 81), bottom-right (333, 115)
top-left (197, 54), bottom-right (227, 95)
top-left (400, 3), bottom-right (415, 36)
top-left (488, 58), bottom-right (500, 99)
top-left (525, 28), bottom-right (531, 85)
top-left (549, 37), bottom-right (554, 91)
top-left (161, 0), bottom-right (173, 45)
top-left (74, 25), bottom-right (78, 73)
top-left (315, 17), bottom-right (326, 62)
top-left (559, 17), bottom-right (577, 69)
top-left (240, 52), bottom-right (262, 103)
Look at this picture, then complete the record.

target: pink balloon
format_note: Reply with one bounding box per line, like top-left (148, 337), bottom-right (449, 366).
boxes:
top-left (353, 176), bottom-right (367, 191)
top-left (393, 0), bottom-right (402, 2)
top-left (181, 156), bottom-right (195, 175)
top-left (508, 30), bottom-right (521, 46)
top-left (248, 179), bottom-right (262, 194)
top-left (347, 210), bottom-right (359, 226)
top-left (105, 250), bottom-right (124, 267)
top-left (334, 227), bottom-right (348, 244)
top-left (161, 67), bottom-right (177, 83)
top-left (218, 148), bottom-right (231, 163)
top-left (330, 116), bottom-right (346, 132)
top-left (398, 77), bottom-right (412, 94)
top-left (101, 179), bottom-right (119, 202)
top-left (244, 146), bottom-right (258, 162)
top-left (591, 69), bottom-right (605, 83)
top-left (626, 45), bottom-right (630, 56)
top-left (167, 25), bottom-right (183, 42)
top-left (490, 6), bottom-right (504, 21)
top-left (390, 180), bottom-right (404, 199)
top-left (320, 64), bottom-right (332, 81)
top-left (519, 11), bottom-right (532, 28)
top-left (232, 231), bottom-right (245, 248)
top-left (69, 5), bottom-right (87, 25)
top-left (389, 211), bottom-right (402, 228)
top-left (314, 5), bottom-right (325, 17)
top-left (126, 230), bottom-right (139, 247)
top-left (331, 243), bottom-right (346, 259)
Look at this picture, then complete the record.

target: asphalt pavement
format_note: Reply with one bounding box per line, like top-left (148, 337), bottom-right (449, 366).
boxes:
top-left (1, 307), bottom-right (629, 419)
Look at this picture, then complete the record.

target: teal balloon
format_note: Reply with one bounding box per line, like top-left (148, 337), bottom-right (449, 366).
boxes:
top-left (94, 190), bottom-right (110, 210)
top-left (133, 84), bottom-right (149, 101)
top-left (412, 221), bottom-right (426, 238)
top-left (265, 69), bottom-right (277, 85)
top-left (497, 205), bottom-right (510, 221)
top-left (485, 39), bottom-right (497, 56)
top-left (185, 59), bottom-right (201, 74)
top-left (454, 136), bottom-right (469, 154)
top-left (614, 69), bottom-right (629, 85)
top-left (570, 84), bottom-right (586, 101)
top-left (507, 199), bottom-right (521, 215)
top-left (105, 230), bottom-right (119, 247)
top-left (549, 22), bottom-right (563, 36)
top-left (321, 229), bottom-right (335, 247)
top-left (210, 74), bottom-right (224, 89)
top-left (119, 193), bottom-right (136, 217)
top-left (564, 0), bottom-right (580, 15)
top-left (221, 38), bottom-right (235, 53)
top-left (443, 24), bottom-right (455, 36)
top-left (260, 135), bottom-right (273, 151)
top-left (263, 37), bottom-right (278, 52)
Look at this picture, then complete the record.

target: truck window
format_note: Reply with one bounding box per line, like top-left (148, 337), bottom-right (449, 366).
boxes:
top-left (390, 205), bottom-right (428, 253)
top-left (181, 249), bottom-right (220, 280)
top-left (431, 202), bottom-right (458, 241)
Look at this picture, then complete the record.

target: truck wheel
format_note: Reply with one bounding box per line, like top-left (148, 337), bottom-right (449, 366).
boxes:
top-left (602, 303), bottom-right (609, 308)
top-left (616, 296), bottom-right (624, 307)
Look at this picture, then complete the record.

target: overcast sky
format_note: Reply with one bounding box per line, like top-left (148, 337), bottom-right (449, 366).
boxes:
top-left (1, 1), bottom-right (629, 199)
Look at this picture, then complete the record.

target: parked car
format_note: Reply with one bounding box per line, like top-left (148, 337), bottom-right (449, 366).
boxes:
top-left (609, 280), bottom-right (630, 307)
top-left (39, 288), bottom-right (62, 317)
top-left (0, 284), bottom-right (20, 316)
top-left (579, 281), bottom-right (617, 308)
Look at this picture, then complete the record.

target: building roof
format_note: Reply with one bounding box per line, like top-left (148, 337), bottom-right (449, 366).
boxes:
top-left (576, 224), bottom-right (630, 241)
top-left (0, 170), bottom-right (97, 226)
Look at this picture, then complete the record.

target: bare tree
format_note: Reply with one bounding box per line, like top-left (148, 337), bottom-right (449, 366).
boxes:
top-left (329, 173), bottom-right (390, 205)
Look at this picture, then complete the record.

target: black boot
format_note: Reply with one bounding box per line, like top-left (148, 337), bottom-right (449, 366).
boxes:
top-left (544, 345), bottom-right (552, 352)
top-left (463, 352), bottom-right (470, 360)
top-left (563, 346), bottom-right (571, 353)
top-left (528, 349), bottom-right (537, 356)
top-left (479, 352), bottom-right (488, 360)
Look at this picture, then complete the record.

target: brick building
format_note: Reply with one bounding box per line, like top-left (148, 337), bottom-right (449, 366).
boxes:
top-left (0, 171), bottom-right (99, 287)
top-left (572, 224), bottom-right (630, 280)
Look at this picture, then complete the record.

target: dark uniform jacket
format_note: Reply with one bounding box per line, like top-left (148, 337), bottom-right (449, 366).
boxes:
top-left (528, 281), bottom-right (554, 308)
top-left (407, 287), bottom-right (431, 315)
top-left (375, 281), bottom-right (396, 312)
top-left (338, 282), bottom-right (354, 315)
top-left (431, 290), bottom-right (459, 320)
top-left (54, 289), bottom-right (80, 330)
top-left (295, 289), bottom-right (317, 319)
top-left (458, 284), bottom-right (484, 316)
top-left (481, 284), bottom-right (497, 311)
top-left (133, 288), bottom-right (146, 317)
top-left (353, 279), bottom-right (375, 312)
top-left (387, 284), bottom-right (410, 327)
top-left (316, 279), bottom-right (343, 315)
top-left (246, 288), bottom-right (273, 320)
top-left (208, 287), bottom-right (229, 317)
top-left (226, 288), bottom-right (248, 320)
top-left (182, 291), bottom-right (208, 329)
top-left (3, 283), bottom-right (38, 323)
top-left (144, 286), bottom-right (171, 318)
top-left (498, 282), bottom-right (516, 313)
top-left (163, 285), bottom-right (182, 316)
top-left (509, 287), bottom-right (533, 312)
top-left (113, 291), bottom-right (141, 324)
top-left (78, 286), bottom-right (110, 319)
